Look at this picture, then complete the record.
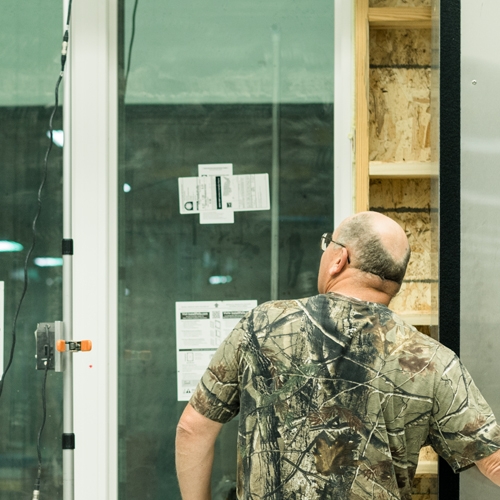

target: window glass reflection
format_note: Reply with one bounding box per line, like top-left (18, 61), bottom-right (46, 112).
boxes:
top-left (119, 1), bottom-right (334, 498)
top-left (0, 3), bottom-right (64, 497)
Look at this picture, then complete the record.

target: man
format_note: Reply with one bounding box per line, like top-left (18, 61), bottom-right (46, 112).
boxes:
top-left (176, 211), bottom-right (500, 499)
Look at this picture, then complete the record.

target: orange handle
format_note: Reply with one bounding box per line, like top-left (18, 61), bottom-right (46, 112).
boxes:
top-left (56, 340), bottom-right (66, 352)
top-left (80, 340), bottom-right (92, 352)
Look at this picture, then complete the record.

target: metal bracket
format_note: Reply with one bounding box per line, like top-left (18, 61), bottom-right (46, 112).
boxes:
top-left (57, 339), bottom-right (92, 353)
top-left (35, 321), bottom-right (63, 372)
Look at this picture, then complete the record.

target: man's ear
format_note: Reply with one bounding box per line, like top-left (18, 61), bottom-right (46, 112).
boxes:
top-left (328, 248), bottom-right (348, 277)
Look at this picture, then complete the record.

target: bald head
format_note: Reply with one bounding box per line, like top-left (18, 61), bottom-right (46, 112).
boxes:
top-left (334, 211), bottom-right (411, 285)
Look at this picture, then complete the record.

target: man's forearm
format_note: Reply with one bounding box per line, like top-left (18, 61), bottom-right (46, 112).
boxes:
top-left (476, 448), bottom-right (500, 487)
top-left (176, 426), bottom-right (215, 499)
top-left (175, 404), bottom-right (223, 500)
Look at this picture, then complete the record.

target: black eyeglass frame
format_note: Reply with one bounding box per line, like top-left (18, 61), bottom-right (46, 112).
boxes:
top-left (320, 233), bottom-right (351, 264)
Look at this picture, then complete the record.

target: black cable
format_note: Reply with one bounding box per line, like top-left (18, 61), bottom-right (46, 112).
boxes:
top-left (31, 4), bottom-right (73, 498)
top-left (0, 0), bottom-right (73, 497)
top-left (34, 327), bottom-right (51, 495)
top-left (123, 0), bottom-right (140, 95)
top-left (0, 0), bottom-right (72, 401)
top-left (0, 84), bottom-right (59, 400)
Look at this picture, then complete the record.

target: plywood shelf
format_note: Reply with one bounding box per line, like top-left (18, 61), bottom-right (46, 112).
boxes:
top-left (416, 446), bottom-right (438, 475)
top-left (415, 459), bottom-right (438, 475)
top-left (368, 7), bottom-right (432, 30)
top-left (396, 312), bottom-right (435, 326)
top-left (369, 161), bottom-right (438, 178)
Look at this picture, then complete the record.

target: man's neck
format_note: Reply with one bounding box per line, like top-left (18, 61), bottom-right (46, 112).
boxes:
top-left (325, 279), bottom-right (394, 306)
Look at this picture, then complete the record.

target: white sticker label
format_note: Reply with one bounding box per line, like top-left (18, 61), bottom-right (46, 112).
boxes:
top-left (175, 299), bottom-right (257, 401)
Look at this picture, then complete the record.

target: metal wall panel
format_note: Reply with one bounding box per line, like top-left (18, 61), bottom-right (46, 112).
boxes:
top-left (461, 0), bottom-right (500, 497)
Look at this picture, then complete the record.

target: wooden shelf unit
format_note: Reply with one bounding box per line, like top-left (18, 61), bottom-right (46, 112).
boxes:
top-left (355, 1), bottom-right (433, 211)
top-left (397, 312), bottom-right (434, 326)
top-left (369, 161), bottom-right (437, 178)
top-left (355, 1), bottom-right (435, 326)
top-left (369, 7), bottom-right (432, 30)
top-left (356, 1), bottom-right (435, 323)
top-left (355, 6), bottom-right (437, 490)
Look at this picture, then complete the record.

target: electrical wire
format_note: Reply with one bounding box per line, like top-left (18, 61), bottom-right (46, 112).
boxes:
top-left (31, 6), bottom-right (73, 496)
top-left (0, 0), bottom-right (73, 497)
top-left (123, 0), bottom-right (140, 96)
top-left (0, 0), bottom-right (72, 402)
top-left (32, 5), bottom-right (74, 498)
top-left (0, 77), bottom-right (58, 400)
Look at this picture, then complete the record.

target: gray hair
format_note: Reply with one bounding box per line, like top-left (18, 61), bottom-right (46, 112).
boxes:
top-left (336, 213), bottom-right (411, 285)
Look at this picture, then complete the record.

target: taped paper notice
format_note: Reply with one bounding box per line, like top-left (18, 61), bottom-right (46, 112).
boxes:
top-left (198, 163), bottom-right (233, 177)
top-left (231, 174), bottom-right (270, 211)
top-left (199, 164), bottom-right (234, 224)
top-left (178, 176), bottom-right (232, 214)
top-left (178, 173), bottom-right (270, 222)
top-left (176, 299), bottom-right (257, 401)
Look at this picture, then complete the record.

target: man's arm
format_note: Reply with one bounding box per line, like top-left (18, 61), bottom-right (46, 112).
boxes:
top-left (476, 449), bottom-right (500, 486)
top-left (176, 403), bottom-right (223, 500)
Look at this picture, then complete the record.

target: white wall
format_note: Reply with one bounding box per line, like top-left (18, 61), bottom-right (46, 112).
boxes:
top-left (460, 0), bottom-right (500, 497)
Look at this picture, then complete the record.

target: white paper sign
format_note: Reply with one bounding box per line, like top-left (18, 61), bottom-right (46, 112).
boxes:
top-left (178, 176), bottom-right (229, 214)
top-left (231, 174), bottom-right (271, 211)
top-left (178, 173), bottom-right (270, 220)
top-left (176, 299), bottom-right (257, 401)
top-left (198, 163), bottom-right (233, 177)
top-left (198, 164), bottom-right (235, 224)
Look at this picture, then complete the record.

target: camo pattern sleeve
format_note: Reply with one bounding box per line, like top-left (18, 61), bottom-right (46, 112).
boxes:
top-left (429, 354), bottom-right (500, 472)
top-left (189, 315), bottom-right (245, 423)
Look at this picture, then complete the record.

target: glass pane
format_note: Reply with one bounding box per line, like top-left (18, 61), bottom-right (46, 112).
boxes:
top-left (118, 2), bottom-right (334, 498)
top-left (0, 3), bottom-right (64, 498)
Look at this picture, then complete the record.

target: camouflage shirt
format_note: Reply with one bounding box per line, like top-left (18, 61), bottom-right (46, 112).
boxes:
top-left (190, 293), bottom-right (500, 500)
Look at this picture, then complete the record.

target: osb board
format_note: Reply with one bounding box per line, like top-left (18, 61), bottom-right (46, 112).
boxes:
top-left (369, 68), bottom-right (431, 162)
top-left (370, 178), bottom-right (434, 278)
top-left (430, 281), bottom-right (438, 319)
top-left (412, 474), bottom-right (437, 499)
top-left (391, 282), bottom-right (431, 314)
top-left (370, 177), bottom-right (431, 207)
top-left (371, 29), bottom-right (431, 66)
top-left (370, 0), bottom-right (431, 6)
top-left (369, 28), bottom-right (431, 163)
top-left (419, 446), bottom-right (438, 462)
top-left (370, 178), bottom-right (436, 315)
top-left (416, 325), bottom-right (430, 336)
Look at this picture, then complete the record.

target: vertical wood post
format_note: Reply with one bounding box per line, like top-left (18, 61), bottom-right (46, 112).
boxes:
top-left (355, 0), bottom-right (370, 213)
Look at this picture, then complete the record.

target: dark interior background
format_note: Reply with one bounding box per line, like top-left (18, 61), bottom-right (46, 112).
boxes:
top-left (118, 102), bottom-right (334, 499)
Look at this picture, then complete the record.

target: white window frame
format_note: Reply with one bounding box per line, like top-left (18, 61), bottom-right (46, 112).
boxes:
top-left (69, 1), bottom-right (353, 498)
top-left (334, 0), bottom-right (356, 225)
top-left (69, 0), bottom-right (118, 498)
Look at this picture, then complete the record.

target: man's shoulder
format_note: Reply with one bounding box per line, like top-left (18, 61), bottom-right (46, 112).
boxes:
top-left (251, 296), bottom-right (455, 357)
top-left (388, 310), bottom-right (459, 362)
top-left (250, 297), bottom-right (308, 322)
top-left (254, 298), bottom-right (308, 311)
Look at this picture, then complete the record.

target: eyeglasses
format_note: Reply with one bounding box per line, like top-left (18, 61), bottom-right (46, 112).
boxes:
top-left (320, 233), bottom-right (351, 264)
